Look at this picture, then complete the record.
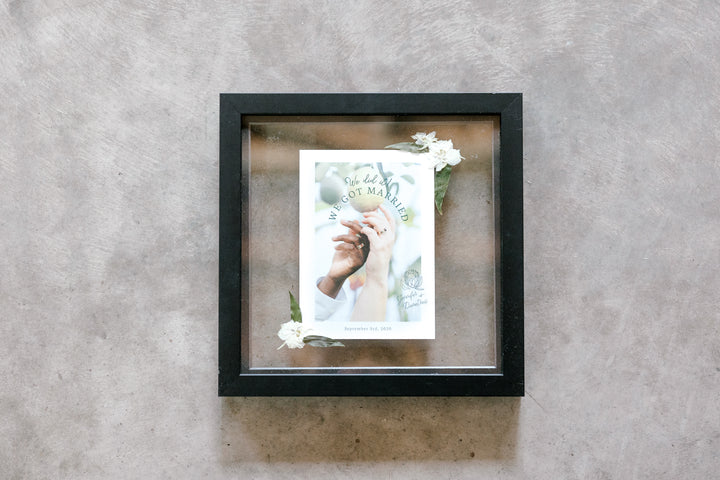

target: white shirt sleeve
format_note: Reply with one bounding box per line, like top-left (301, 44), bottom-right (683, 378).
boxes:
top-left (314, 277), bottom-right (347, 321)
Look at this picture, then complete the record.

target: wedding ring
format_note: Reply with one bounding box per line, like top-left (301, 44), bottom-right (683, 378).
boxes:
top-left (357, 243), bottom-right (364, 250)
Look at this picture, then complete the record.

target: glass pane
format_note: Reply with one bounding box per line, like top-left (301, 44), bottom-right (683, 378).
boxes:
top-left (243, 116), bottom-right (499, 372)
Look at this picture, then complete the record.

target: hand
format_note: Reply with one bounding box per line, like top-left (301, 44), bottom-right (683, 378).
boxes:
top-left (318, 220), bottom-right (369, 298)
top-left (359, 205), bottom-right (396, 283)
top-left (349, 205), bottom-right (397, 323)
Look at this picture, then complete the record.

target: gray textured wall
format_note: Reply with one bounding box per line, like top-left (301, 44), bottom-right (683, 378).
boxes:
top-left (2, 1), bottom-right (719, 478)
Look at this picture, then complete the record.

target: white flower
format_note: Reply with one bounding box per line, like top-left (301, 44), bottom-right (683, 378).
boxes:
top-left (428, 140), bottom-right (464, 171)
top-left (445, 148), bottom-right (464, 166)
top-left (411, 131), bottom-right (437, 149)
top-left (277, 320), bottom-right (311, 349)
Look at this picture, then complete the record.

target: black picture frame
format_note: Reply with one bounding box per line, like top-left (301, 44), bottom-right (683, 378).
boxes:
top-left (219, 93), bottom-right (523, 396)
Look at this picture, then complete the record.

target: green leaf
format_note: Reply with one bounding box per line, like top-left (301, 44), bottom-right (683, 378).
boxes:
top-left (385, 142), bottom-right (425, 153)
top-left (303, 335), bottom-right (345, 347)
top-left (289, 291), bottom-right (302, 323)
top-left (400, 174), bottom-right (415, 185)
top-left (434, 166), bottom-right (452, 215)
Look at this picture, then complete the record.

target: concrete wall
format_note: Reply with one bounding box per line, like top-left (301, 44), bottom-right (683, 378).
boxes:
top-left (2, 1), bottom-right (718, 478)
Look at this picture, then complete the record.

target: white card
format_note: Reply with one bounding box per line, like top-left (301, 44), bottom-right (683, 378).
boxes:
top-left (299, 150), bottom-right (435, 339)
